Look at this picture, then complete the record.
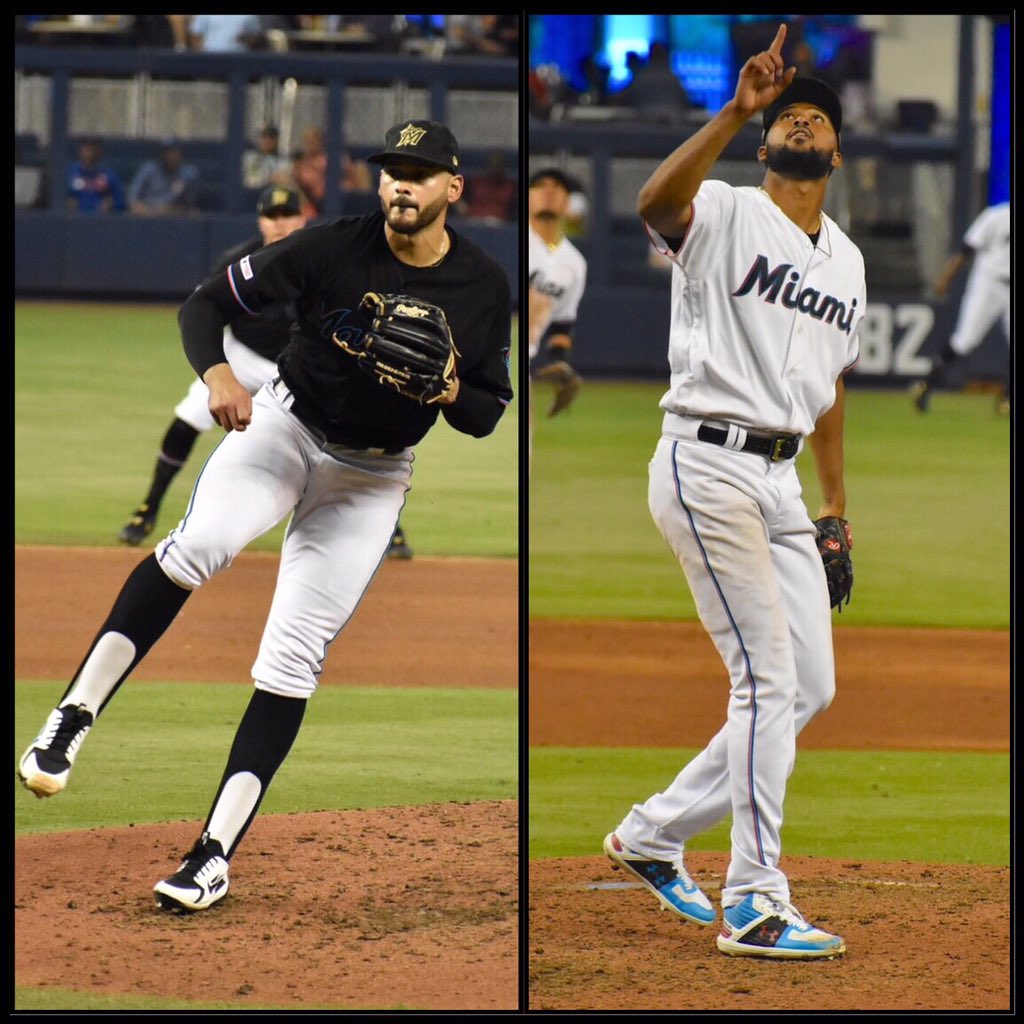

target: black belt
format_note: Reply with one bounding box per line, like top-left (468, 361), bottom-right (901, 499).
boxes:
top-left (276, 379), bottom-right (404, 455)
top-left (696, 422), bottom-right (801, 461)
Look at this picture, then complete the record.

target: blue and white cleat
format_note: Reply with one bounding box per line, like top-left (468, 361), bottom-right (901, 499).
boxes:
top-left (717, 893), bottom-right (846, 959)
top-left (603, 832), bottom-right (716, 925)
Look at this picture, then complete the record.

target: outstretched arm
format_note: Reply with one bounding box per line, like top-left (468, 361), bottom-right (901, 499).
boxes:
top-left (637, 22), bottom-right (796, 238)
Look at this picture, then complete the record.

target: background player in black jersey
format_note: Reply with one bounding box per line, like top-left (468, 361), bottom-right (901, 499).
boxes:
top-left (118, 185), bottom-right (307, 547)
top-left (19, 120), bottom-right (514, 914)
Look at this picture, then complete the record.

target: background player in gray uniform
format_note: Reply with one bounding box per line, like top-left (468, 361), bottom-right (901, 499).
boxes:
top-left (911, 200), bottom-right (1010, 413)
top-left (602, 25), bottom-right (863, 960)
top-left (19, 119), bottom-right (513, 913)
top-left (118, 185), bottom-right (307, 546)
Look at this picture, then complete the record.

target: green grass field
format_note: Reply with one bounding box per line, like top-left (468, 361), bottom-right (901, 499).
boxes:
top-left (529, 379), bottom-right (1010, 867)
top-left (530, 381), bottom-right (1009, 627)
top-left (530, 747), bottom-right (1009, 865)
top-left (15, 301), bottom-right (519, 556)
top-left (16, 681), bottom-right (517, 837)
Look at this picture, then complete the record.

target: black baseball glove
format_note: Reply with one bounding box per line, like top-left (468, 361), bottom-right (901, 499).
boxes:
top-left (333, 292), bottom-right (458, 404)
top-left (814, 516), bottom-right (853, 612)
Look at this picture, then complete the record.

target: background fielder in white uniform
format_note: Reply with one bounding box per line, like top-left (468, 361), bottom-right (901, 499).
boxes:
top-left (912, 200), bottom-right (1010, 413)
top-left (527, 168), bottom-right (588, 464)
top-left (603, 24), bottom-right (864, 961)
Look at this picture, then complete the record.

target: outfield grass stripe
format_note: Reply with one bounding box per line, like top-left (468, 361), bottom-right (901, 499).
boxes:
top-left (530, 384), bottom-right (1009, 627)
top-left (529, 747), bottom-right (1009, 866)
top-left (16, 302), bottom-right (518, 556)
top-left (16, 681), bottom-right (517, 836)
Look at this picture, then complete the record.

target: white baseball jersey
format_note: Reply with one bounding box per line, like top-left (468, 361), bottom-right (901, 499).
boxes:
top-left (648, 180), bottom-right (864, 437)
top-left (949, 201), bottom-right (1011, 356)
top-left (963, 202), bottom-right (1010, 281)
top-left (527, 224), bottom-right (588, 360)
top-left (173, 327), bottom-right (279, 432)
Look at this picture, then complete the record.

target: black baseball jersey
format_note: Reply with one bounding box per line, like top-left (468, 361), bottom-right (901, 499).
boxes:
top-left (212, 233), bottom-right (295, 362)
top-left (180, 211), bottom-right (513, 449)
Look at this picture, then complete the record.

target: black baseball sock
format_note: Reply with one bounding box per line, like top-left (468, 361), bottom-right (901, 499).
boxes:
top-left (59, 553), bottom-right (192, 715)
top-left (202, 689), bottom-right (308, 859)
top-left (142, 418), bottom-right (201, 512)
top-left (925, 340), bottom-right (958, 389)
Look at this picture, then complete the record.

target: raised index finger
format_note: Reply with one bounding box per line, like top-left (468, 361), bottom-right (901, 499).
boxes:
top-left (768, 22), bottom-right (787, 56)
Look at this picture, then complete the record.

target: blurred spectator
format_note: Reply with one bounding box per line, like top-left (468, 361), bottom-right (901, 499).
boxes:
top-left (574, 55), bottom-right (611, 107)
top-left (458, 152), bottom-right (517, 223)
top-left (341, 14), bottom-right (410, 50)
top-left (67, 137), bottom-right (125, 214)
top-left (529, 64), bottom-right (571, 121)
top-left (444, 14), bottom-right (518, 56)
top-left (127, 139), bottom-right (200, 216)
top-left (614, 43), bottom-right (697, 121)
top-left (475, 14), bottom-right (519, 56)
top-left (134, 14), bottom-right (189, 49)
top-left (289, 127), bottom-right (372, 218)
top-left (242, 125), bottom-right (292, 189)
top-left (187, 14), bottom-right (262, 52)
top-left (789, 37), bottom-right (848, 94)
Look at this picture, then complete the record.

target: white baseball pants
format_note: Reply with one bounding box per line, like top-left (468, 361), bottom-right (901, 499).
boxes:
top-left (157, 379), bottom-right (412, 699)
top-left (617, 429), bottom-right (836, 908)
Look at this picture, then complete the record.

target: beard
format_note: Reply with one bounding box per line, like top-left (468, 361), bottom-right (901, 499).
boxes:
top-left (532, 209), bottom-right (560, 222)
top-left (383, 192), bottom-right (449, 235)
top-left (764, 141), bottom-right (835, 180)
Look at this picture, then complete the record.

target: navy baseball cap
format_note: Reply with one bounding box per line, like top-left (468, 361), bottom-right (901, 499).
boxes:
top-left (528, 167), bottom-right (576, 192)
top-left (257, 185), bottom-right (302, 216)
top-left (367, 120), bottom-right (461, 174)
top-left (762, 77), bottom-right (843, 142)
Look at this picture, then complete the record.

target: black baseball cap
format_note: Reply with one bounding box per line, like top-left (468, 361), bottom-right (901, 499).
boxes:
top-left (762, 77), bottom-right (843, 142)
top-left (528, 167), bottom-right (576, 192)
top-left (367, 120), bottom-right (461, 174)
top-left (257, 185), bottom-right (302, 216)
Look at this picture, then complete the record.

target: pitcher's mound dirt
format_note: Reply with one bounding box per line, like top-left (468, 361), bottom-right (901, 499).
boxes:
top-left (16, 801), bottom-right (518, 1011)
top-left (529, 853), bottom-right (1009, 1011)
top-left (527, 618), bottom-right (1009, 1012)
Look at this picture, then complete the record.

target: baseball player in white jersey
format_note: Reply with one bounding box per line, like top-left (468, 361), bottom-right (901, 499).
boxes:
top-left (603, 24), bottom-right (864, 960)
top-left (18, 119), bottom-right (513, 914)
top-left (912, 200), bottom-right (1010, 413)
top-left (527, 168), bottom-right (588, 461)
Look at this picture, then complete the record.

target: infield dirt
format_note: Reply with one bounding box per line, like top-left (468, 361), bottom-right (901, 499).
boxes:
top-left (15, 547), bottom-right (1009, 1011)
top-left (528, 619), bottom-right (1009, 1011)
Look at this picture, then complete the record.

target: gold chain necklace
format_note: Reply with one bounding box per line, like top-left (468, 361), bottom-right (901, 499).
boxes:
top-left (429, 232), bottom-right (449, 267)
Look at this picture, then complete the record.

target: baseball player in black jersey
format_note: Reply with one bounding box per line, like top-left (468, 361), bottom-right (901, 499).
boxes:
top-left (19, 119), bottom-right (514, 913)
top-left (118, 184), bottom-right (307, 546)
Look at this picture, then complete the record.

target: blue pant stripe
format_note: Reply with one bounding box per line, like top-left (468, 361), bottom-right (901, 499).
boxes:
top-left (669, 440), bottom-right (767, 866)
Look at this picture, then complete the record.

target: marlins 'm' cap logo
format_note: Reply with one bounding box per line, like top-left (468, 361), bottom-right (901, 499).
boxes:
top-left (367, 119), bottom-right (462, 174)
top-left (396, 123), bottom-right (428, 148)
